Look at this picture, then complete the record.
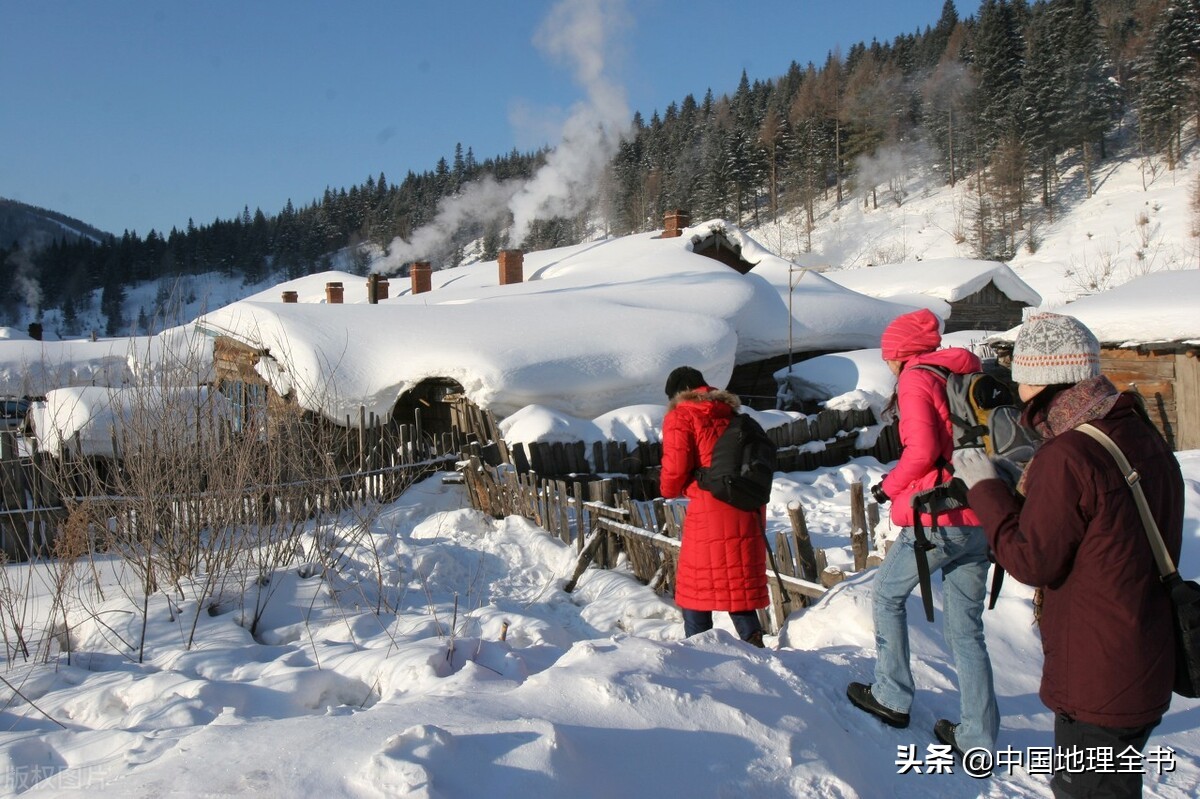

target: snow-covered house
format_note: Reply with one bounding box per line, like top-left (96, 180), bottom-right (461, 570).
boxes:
top-left (824, 258), bottom-right (1042, 333)
top-left (992, 270), bottom-right (1200, 451)
top-left (195, 220), bottom-right (914, 436)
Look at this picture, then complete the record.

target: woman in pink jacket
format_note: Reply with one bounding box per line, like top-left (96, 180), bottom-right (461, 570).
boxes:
top-left (659, 366), bottom-right (768, 647)
top-left (846, 309), bottom-right (999, 756)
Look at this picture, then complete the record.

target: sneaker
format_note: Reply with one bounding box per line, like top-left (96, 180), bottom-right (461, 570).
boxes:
top-left (846, 682), bottom-right (910, 729)
top-left (934, 719), bottom-right (963, 755)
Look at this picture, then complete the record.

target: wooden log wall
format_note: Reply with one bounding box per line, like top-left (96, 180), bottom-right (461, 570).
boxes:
top-left (1101, 346), bottom-right (1185, 450)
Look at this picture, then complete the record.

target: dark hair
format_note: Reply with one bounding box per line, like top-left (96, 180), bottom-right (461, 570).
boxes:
top-left (665, 366), bottom-right (707, 398)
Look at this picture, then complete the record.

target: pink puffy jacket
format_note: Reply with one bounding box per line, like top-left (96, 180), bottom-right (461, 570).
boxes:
top-left (880, 347), bottom-right (983, 528)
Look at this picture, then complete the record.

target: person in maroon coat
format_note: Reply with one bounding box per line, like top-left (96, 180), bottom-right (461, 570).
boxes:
top-left (659, 366), bottom-right (768, 646)
top-left (953, 312), bottom-right (1185, 799)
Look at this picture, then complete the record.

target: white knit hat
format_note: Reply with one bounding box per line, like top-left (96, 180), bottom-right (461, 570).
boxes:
top-left (1011, 312), bottom-right (1101, 385)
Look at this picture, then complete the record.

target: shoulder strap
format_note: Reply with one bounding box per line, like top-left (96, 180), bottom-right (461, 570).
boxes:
top-left (909, 363), bottom-right (950, 381)
top-left (1076, 423), bottom-right (1177, 579)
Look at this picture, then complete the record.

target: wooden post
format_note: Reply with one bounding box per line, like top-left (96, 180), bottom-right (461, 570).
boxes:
top-left (773, 531), bottom-right (797, 621)
top-left (787, 501), bottom-right (819, 586)
top-left (849, 482), bottom-right (868, 571)
top-left (821, 566), bottom-right (847, 588)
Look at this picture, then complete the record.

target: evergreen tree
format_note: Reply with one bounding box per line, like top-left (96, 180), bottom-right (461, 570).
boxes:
top-left (1023, 0), bottom-right (1070, 207)
top-left (1139, 0), bottom-right (1200, 167)
top-left (922, 21), bottom-right (975, 186)
top-left (1061, 0), bottom-right (1121, 194)
top-left (973, 0), bottom-right (1027, 149)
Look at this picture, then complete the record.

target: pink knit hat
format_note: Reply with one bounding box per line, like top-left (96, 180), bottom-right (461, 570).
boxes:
top-left (881, 309), bottom-right (943, 361)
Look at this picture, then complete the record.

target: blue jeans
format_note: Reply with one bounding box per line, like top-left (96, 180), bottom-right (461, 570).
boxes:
top-left (871, 525), bottom-right (999, 752)
top-left (682, 608), bottom-right (762, 641)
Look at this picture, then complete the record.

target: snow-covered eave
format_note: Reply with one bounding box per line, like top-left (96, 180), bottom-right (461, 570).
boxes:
top-left (985, 329), bottom-right (1200, 352)
top-left (1102, 338), bottom-right (1200, 352)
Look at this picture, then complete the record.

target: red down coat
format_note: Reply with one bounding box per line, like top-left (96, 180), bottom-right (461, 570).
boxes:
top-left (880, 347), bottom-right (984, 529)
top-left (659, 387), bottom-right (769, 612)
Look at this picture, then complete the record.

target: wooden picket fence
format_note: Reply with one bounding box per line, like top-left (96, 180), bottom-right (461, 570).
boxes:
top-left (0, 409), bottom-right (462, 561)
top-left (459, 444), bottom-right (884, 633)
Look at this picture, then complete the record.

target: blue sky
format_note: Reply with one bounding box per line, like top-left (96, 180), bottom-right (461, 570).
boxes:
top-left (2, 0), bottom-right (956, 238)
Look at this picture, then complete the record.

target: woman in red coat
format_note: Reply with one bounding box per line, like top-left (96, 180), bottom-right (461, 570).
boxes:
top-left (659, 366), bottom-right (768, 646)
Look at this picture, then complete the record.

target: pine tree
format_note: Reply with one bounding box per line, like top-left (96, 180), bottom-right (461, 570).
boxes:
top-left (1138, 0), bottom-right (1200, 167)
top-left (973, 0), bottom-right (1027, 150)
top-left (1061, 0), bottom-right (1121, 195)
top-left (1023, 1), bottom-right (1070, 207)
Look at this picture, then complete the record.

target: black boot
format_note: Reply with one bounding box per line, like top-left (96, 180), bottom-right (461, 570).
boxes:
top-left (934, 719), bottom-right (964, 756)
top-left (846, 682), bottom-right (910, 728)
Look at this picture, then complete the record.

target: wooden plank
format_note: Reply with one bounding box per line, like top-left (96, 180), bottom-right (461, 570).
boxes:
top-left (556, 480), bottom-right (571, 544)
top-left (787, 502), bottom-right (819, 586)
top-left (1176, 353), bottom-right (1200, 450)
top-left (563, 527), bottom-right (606, 592)
top-left (849, 482), bottom-right (868, 571)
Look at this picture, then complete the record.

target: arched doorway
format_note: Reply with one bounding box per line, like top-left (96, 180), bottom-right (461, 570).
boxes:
top-left (391, 378), bottom-right (464, 437)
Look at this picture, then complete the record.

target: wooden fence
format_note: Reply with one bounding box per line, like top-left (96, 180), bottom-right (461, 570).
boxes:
top-left (460, 445), bottom-right (884, 633)
top-left (452, 397), bottom-right (899, 485)
top-left (0, 410), bottom-right (463, 561)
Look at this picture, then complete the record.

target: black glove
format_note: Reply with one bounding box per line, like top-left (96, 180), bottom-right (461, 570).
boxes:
top-left (870, 482), bottom-right (889, 505)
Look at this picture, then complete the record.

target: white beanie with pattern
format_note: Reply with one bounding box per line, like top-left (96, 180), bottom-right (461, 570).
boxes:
top-left (1011, 312), bottom-right (1101, 386)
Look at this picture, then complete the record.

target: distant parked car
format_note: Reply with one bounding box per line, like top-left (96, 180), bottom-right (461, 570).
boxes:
top-left (0, 397), bottom-right (32, 432)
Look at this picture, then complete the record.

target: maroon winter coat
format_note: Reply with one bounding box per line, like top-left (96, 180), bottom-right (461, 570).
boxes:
top-left (969, 394), bottom-right (1184, 727)
top-left (881, 347), bottom-right (983, 529)
top-left (660, 387), bottom-right (769, 612)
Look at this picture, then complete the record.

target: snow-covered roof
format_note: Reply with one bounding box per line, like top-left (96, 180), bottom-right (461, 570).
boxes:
top-left (28, 384), bottom-right (233, 457)
top-left (824, 258), bottom-right (1043, 313)
top-left (0, 327), bottom-right (212, 398)
top-left (987, 269), bottom-right (1200, 348)
top-left (241, 270), bottom-right (371, 304)
top-left (1056, 269), bottom-right (1200, 346)
top-left (196, 220), bottom-right (914, 422)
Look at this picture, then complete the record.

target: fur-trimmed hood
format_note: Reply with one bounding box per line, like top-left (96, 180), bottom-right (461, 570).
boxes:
top-left (668, 386), bottom-right (741, 412)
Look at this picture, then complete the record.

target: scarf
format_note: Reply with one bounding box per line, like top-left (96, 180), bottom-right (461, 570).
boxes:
top-left (1027, 374), bottom-right (1120, 441)
top-left (1020, 375), bottom-right (1120, 624)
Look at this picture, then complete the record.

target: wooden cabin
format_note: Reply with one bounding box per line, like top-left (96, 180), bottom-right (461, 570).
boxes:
top-left (1099, 343), bottom-right (1200, 451)
top-left (824, 259), bottom-right (1041, 335)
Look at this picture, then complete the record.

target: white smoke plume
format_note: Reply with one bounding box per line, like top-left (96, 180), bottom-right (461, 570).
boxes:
top-left (8, 247), bottom-right (44, 313)
top-left (383, 0), bottom-right (631, 271)
top-left (382, 176), bottom-right (523, 268)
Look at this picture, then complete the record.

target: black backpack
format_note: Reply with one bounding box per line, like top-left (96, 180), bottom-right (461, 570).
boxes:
top-left (694, 414), bottom-right (777, 511)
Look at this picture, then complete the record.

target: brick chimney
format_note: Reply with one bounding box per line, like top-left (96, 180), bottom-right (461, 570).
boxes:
top-left (662, 209), bottom-right (691, 238)
top-left (366, 273), bottom-right (390, 303)
top-left (410, 262), bottom-right (432, 295)
top-left (325, 281), bottom-right (344, 304)
top-left (498, 249), bottom-right (524, 285)
top-left (281, 290), bottom-right (298, 303)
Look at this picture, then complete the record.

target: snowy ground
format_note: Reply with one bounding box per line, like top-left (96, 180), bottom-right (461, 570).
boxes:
top-left (2, 451), bottom-right (1198, 798)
